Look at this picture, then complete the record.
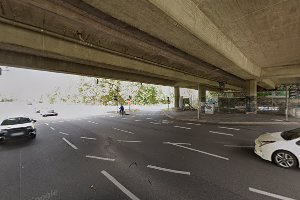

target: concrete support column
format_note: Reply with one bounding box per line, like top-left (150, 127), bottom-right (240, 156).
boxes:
top-left (246, 80), bottom-right (257, 114)
top-left (174, 86), bottom-right (180, 109)
top-left (198, 85), bottom-right (206, 119)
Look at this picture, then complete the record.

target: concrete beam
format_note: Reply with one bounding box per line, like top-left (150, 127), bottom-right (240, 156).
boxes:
top-left (0, 18), bottom-right (242, 90)
top-left (261, 64), bottom-right (300, 79)
top-left (0, 49), bottom-right (176, 86)
top-left (147, 0), bottom-right (262, 79)
top-left (258, 79), bottom-right (275, 90)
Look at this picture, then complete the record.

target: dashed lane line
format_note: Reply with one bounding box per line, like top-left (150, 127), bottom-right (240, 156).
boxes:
top-left (218, 126), bottom-right (240, 131)
top-left (59, 132), bottom-right (69, 136)
top-left (147, 165), bottom-right (191, 175)
top-left (249, 187), bottom-right (296, 200)
top-left (209, 131), bottom-right (233, 136)
top-left (113, 128), bottom-right (134, 134)
top-left (80, 137), bottom-right (96, 140)
top-left (50, 127), bottom-right (55, 131)
top-left (101, 170), bottom-right (140, 200)
top-left (86, 155), bottom-right (115, 162)
top-left (117, 140), bottom-right (142, 143)
top-left (134, 120), bottom-right (141, 122)
top-left (186, 123), bottom-right (201, 126)
top-left (224, 145), bottom-right (254, 148)
top-left (149, 122), bottom-right (161, 125)
top-left (45, 123), bottom-right (49, 126)
top-left (174, 126), bottom-right (191, 130)
top-left (62, 137), bottom-right (78, 150)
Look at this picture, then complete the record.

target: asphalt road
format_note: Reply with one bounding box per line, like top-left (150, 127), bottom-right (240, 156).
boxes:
top-left (0, 111), bottom-right (299, 200)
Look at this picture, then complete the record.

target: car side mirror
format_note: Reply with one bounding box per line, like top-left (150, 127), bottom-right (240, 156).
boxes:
top-left (296, 140), bottom-right (300, 146)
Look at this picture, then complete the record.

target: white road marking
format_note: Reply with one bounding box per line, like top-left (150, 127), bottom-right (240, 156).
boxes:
top-left (62, 137), bottom-right (78, 150)
top-left (218, 126), bottom-right (240, 131)
top-left (134, 120), bottom-right (141, 122)
top-left (249, 187), bottom-right (296, 200)
top-left (209, 131), bottom-right (233, 136)
top-left (164, 142), bottom-right (229, 160)
top-left (50, 127), bottom-right (55, 131)
top-left (174, 126), bottom-right (191, 130)
top-left (59, 132), bottom-right (69, 136)
top-left (80, 137), bottom-right (96, 140)
top-left (224, 145), bottom-right (254, 148)
top-left (45, 123), bottom-right (49, 126)
top-left (86, 155), bottom-right (115, 161)
top-left (101, 170), bottom-right (140, 200)
top-left (186, 123), bottom-right (201, 126)
top-left (147, 165), bottom-right (190, 175)
top-left (117, 140), bottom-right (142, 143)
top-left (146, 118), bottom-right (152, 119)
top-left (149, 122), bottom-right (161, 125)
top-left (93, 122), bottom-right (99, 124)
top-left (113, 128), bottom-right (134, 134)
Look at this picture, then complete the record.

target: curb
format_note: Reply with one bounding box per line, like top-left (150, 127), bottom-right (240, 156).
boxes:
top-left (161, 110), bottom-right (300, 125)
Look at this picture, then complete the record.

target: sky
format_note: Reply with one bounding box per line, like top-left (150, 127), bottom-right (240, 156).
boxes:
top-left (0, 66), bottom-right (180, 102)
top-left (0, 66), bottom-right (81, 101)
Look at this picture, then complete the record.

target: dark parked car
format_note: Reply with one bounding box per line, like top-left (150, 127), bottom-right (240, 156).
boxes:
top-left (0, 117), bottom-right (36, 143)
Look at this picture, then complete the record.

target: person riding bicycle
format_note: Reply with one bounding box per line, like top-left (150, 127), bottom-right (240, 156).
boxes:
top-left (119, 105), bottom-right (125, 116)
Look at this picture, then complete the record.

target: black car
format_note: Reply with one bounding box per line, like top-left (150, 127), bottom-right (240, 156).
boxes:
top-left (0, 117), bottom-right (36, 143)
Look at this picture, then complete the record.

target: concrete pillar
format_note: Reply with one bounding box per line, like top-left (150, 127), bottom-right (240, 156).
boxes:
top-left (198, 85), bottom-right (206, 119)
top-left (174, 86), bottom-right (180, 109)
top-left (245, 80), bottom-right (257, 114)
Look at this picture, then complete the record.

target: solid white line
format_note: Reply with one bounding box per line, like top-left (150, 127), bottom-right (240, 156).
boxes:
top-left (218, 126), bottom-right (240, 131)
top-left (80, 137), bottom-right (96, 140)
top-left (147, 165), bottom-right (190, 175)
top-left (50, 127), bottom-right (55, 131)
top-left (113, 128), bottom-right (134, 134)
top-left (117, 140), bottom-right (142, 143)
top-left (186, 123), bottom-right (201, 126)
top-left (164, 142), bottom-right (229, 160)
top-left (62, 137), bottom-right (78, 150)
top-left (249, 187), bottom-right (296, 200)
top-left (174, 126), bottom-right (191, 130)
top-left (209, 131), bottom-right (233, 136)
top-left (149, 122), bottom-right (161, 125)
top-left (86, 155), bottom-right (115, 161)
top-left (101, 170), bottom-right (140, 200)
top-left (45, 123), bottom-right (49, 126)
top-left (59, 132), bottom-right (69, 136)
top-left (224, 145), bottom-right (254, 148)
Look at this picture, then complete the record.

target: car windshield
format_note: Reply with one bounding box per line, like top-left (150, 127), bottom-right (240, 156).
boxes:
top-left (281, 128), bottom-right (300, 140)
top-left (1, 117), bottom-right (31, 125)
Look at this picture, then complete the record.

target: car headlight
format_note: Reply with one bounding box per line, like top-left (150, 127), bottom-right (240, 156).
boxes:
top-left (0, 129), bottom-right (8, 134)
top-left (26, 126), bottom-right (34, 130)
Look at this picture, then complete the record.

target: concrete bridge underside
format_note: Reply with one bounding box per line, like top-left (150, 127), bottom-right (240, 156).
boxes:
top-left (0, 0), bottom-right (300, 112)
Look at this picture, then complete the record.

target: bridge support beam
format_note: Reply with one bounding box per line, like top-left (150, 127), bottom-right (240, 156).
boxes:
top-left (246, 80), bottom-right (257, 114)
top-left (174, 86), bottom-right (180, 109)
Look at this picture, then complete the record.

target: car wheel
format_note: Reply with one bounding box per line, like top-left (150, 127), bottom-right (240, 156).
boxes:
top-left (273, 150), bottom-right (298, 169)
top-left (0, 137), bottom-right (6, 144)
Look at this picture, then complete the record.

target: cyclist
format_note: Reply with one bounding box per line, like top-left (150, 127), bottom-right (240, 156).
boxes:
top-left (119, 105), bottom-right (125, 116)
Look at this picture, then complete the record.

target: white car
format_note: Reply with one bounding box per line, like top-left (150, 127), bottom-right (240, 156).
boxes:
top-left (0, 116), bottom-right (36, 143)
top-left (255, 128), bottom-right (300, 169)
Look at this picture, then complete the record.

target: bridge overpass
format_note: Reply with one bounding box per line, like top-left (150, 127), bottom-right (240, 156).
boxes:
top-left (0, 0), bottom-right (299, 113)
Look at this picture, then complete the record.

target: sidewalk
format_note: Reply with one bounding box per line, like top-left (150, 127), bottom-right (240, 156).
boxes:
top-left (162, 110), bottom-right (300, 125)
